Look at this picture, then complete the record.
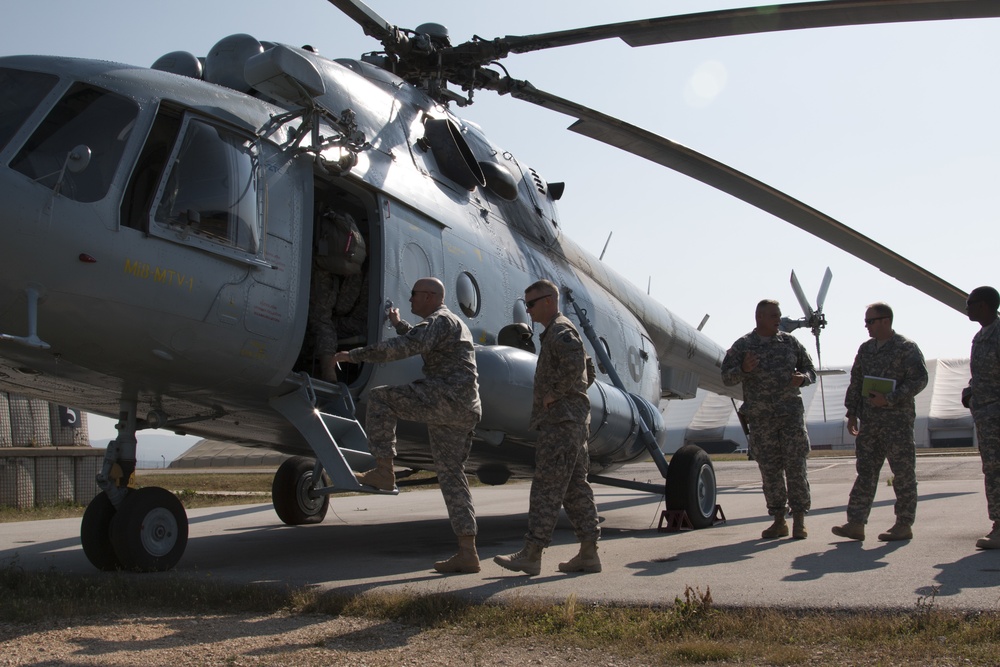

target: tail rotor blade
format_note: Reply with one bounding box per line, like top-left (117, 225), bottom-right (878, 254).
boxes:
top-left (790, 270), bottom-right (814, 319)
top-left (816, 267), bottom-right (833, 312)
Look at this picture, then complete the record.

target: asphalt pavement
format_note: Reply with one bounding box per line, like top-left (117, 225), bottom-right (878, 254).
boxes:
top-left (2, 455), bottom-right (999, 611)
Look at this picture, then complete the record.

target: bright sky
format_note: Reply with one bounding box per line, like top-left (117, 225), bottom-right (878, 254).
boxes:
top-left (3, 1), bottom-right (998, 440)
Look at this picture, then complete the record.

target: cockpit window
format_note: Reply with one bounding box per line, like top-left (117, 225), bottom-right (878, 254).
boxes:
top-left (151, 117), bottom-right (262, 260)
top-left (0, 67), bottom-right (58, 152)
top-left (10, 82), bottom-right (137, 203)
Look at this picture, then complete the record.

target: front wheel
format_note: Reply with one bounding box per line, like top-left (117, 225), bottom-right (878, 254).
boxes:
top-left (81, 492), bottom-right (122, 571)
top-left (110, 486), bottom-right (188, 572)
top-left (665, 444), bottom-right (717, 529)
top-left (272, 456), bottom-right (330, 525)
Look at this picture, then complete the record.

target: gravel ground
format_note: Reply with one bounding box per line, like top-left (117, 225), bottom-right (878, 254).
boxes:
top-left (0, 613), bottom-right (643, 667)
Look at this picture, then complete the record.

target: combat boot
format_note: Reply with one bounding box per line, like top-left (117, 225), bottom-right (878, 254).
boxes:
top-left (877, 522), bottom-right (913, 541)
top-left (792, 513), bottom-right (807, 539)
top-left (558, 539), bottom-right (602, 573)
top-left (975, 522), bottom-right (1000, 550)
top-left (761, 515), bottom-right (789, 539)
top-left (831, 521), bottom-right (865, 541)
top-left (434, 535), bottom-right (480, 574)
top-left (354, 457), bottom-right (396, 491)
top-left (494, 541), bottom-right (543, 576)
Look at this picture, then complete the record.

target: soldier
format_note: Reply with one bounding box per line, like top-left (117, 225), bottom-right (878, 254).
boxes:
top-left (722, 299), bottom-right (815, 539)
top-left (333, 277), bottom-right (482, 573)
top-left (832, 302), bottom-right (927, 542)
top-left (963, 286), bottom-right (1000, 549)
top-left (495, 280), bottom-right (601, 576)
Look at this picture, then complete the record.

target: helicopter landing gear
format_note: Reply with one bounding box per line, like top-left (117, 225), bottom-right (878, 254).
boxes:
top-left (108, 487), bottom-right (189, 572)
top-left (272, 456), bottom-right (330, 525)
top-left (81, 397), bottom-right (190, 572)
top-left (665, 444), bottom-right (718, 529)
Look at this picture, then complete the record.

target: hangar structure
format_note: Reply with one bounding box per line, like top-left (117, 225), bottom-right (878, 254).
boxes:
top-left (661, 359), bottom-right (974, 454)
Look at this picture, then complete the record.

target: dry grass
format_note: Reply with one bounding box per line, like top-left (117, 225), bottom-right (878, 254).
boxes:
top-left (2, 564), bottom-right (998, 665)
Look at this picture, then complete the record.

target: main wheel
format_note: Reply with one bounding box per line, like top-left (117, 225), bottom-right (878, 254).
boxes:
top-left (110, 486), bottom-right (188, 572)
top-left (81, 492), bottom-right (122, 571)
top-left (665, 444), bottom-right (717, 529)
top-left (272, 456), bottom-right (330, 525)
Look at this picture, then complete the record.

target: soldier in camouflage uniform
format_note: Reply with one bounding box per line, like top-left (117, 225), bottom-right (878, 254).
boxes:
top-left (963, 286), bottom-right (1000, 549)
top-left (832, 302), bottom-right (927, 542)
top-left (334, 277), bottom-right (482, 573)
top-left (495, 279), bottom-right (601, 576)
top-left (722, 299), bottom-right (815, 539)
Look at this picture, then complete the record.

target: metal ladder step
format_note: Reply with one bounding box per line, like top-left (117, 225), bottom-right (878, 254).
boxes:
top-left (269, 380), bottom-right (396, 495)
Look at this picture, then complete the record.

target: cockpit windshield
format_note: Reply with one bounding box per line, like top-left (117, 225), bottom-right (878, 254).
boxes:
top-left (0, 67), bottom-right (58, 153)
top-left (9, 81), bottom-right (138, 203)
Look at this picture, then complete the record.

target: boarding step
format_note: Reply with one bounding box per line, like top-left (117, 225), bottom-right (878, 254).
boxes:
top-left (269, 378), bottom-right (396, 495)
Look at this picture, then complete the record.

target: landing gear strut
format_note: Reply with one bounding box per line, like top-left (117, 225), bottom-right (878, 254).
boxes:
top-left (80, 397), bottom-right (189, 572)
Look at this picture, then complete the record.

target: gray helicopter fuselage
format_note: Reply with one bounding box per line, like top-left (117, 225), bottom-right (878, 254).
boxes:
top-left (0, 41), bottom-right (732, 478)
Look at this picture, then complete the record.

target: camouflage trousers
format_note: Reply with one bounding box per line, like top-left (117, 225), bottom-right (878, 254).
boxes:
top-left (366, 384), bottom-right (480, 536)
top-left (846, 415), bottom-right (917, 526)
top-left (973, 403), bottom-right (1000, 522)
top-left (747, 410), bottom-right (811, 516)
top-left (525, 421), bottom-right (600, 547)
top-left (309, 269), bottom-right (339, 356)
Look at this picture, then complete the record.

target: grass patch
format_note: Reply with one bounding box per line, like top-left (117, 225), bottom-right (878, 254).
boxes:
top-left (4, 564), bottom-right (999, 665)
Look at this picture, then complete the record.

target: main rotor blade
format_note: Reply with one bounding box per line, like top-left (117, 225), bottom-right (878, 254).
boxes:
top-left (498, 79), bottom-right (968, 313)
top-left (816, 267), bottom-right (834, 311)
top-left (326, 0), bottom-right (396, 42)
top-left (488, 0), bottom-right (1000, 58)
top-left (790, 271), bottom-right (815, 319)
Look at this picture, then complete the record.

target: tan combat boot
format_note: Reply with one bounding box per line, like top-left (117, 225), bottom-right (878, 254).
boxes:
top-left (558, 539), bottom-right (602, 573)
top-left (761, 515), bottom-right (789, 539)
top-left (976, 522), bottom-right (1000, 550)
top-left (831, 521), bottom-right (866, 541)
top-left (877, 522), bottom-right (913, 541)
top-left (494, 541), bottom-right (543, 576)
top-left (792, 513), bottom-right (807, 539)
top-left (434, 535), bottom-right (480, 574)
top-left (355, 457), bottom-right (396, 491)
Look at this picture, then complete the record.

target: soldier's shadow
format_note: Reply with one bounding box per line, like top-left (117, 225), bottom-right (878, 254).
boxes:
top-left (783, 540), bottom-right (906, 582)
top-left (624, 537), bottom-right (788, 576)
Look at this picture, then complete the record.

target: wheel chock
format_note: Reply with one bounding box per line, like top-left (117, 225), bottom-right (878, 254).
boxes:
top-left (711, 504), bottom-right (726, 525)
top-left (658, 509), bottom-right (693, 532)
top-left (658, 505), bottom-right (727, 532)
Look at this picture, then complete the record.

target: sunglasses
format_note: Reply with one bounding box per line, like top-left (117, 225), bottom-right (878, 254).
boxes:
top-left (525, 293), bottom-right (554, 309)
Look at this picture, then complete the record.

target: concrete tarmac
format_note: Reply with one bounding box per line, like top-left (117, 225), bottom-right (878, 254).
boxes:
top-left (3, 455), bottom-right (999, 611)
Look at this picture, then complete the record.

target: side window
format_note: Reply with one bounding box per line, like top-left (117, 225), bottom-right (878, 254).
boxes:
top-left (0, 67), bottom-right (59, 152)
top-left (150, 117), bottom-right (263, 261)
top-left (121, 108), bottom-right (182, 231)
top-left (10, 82), bottom-right (138, 203)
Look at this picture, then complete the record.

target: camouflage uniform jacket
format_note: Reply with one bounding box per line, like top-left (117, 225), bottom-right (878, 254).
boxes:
top-left (530, 313), bottom-right (591, 430)
top-left (845, 332), bottom-right (927, 421)
top-left (721, 331), bottom-right (815, 418)
top-left (349, 305), bottom-right (482, 417)
top-left (968, 319), bottom-right (1000, 412)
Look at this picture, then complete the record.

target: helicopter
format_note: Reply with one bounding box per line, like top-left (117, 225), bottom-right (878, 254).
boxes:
top-left (0, 0), bottom-right (988, 572)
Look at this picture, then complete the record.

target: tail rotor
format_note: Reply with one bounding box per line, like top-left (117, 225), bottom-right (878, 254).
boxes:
top-left (780, 268), bottom-right (833, 420)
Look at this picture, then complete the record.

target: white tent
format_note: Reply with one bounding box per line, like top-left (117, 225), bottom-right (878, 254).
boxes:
top-left (661, 359), bottom-right (975, 453)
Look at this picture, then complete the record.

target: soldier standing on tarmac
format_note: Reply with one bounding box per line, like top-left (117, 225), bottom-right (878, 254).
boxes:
top-left (334, 277), bottom-right (482, 574)
top-left (963, 286), bottom-right (1000, 550)
top-left (495, 279), bottom-right (601, 576)
top-left (831, 302), bottom-right (927, 542)
top-left (722, 299), bottom-right (816, 540)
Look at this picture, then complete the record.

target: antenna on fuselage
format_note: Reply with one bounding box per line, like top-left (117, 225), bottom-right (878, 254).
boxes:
top-left (599, 231), bottom-right (613, 261)
top-left (697, 314), bottom-right (710, 331)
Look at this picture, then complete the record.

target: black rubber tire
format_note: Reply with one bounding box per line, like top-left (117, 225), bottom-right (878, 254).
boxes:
top-left (271, 456), bottom-right (330, 525)
top-left (110, 486), bottom-right (188, 572)
top-left (665, 444), bottom-right (717, 529)
top-left (81, 492), bottom-right (122, 571)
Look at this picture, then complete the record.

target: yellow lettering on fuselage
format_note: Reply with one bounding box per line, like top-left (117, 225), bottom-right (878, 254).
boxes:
top-left (124, 259), bottom-right (194, 292)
